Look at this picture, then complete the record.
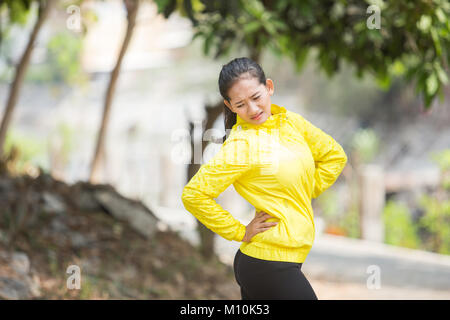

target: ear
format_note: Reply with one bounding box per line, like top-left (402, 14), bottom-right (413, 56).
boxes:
top-left (266, 78), bottom-right (274, 95)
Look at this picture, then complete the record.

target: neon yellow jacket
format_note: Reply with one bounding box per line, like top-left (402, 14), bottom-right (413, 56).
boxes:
top-left (181, 103), bottom-right (347, 263)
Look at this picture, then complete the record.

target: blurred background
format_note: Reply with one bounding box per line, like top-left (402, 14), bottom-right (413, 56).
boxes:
top-left (0, 0), bottom-right (449, 299)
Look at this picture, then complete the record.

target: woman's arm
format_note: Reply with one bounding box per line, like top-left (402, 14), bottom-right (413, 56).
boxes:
top-left (181, 137), bottom-right (250, 242)
top-left (290, 112), bottom-right (348, 199)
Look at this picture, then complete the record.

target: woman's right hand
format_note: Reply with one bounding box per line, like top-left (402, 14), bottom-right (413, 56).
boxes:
top-left (242, 211), bottom-right (278, 243)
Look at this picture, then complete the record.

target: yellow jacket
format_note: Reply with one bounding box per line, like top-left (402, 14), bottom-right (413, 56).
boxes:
top-left (181, 103), bottom-right (347, 263)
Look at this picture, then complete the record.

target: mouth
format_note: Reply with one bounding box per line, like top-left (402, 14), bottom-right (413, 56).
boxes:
top-left (252, 112), bottom-right (263, 120)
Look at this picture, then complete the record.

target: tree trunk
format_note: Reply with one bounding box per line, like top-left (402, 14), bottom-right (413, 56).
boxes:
top-left (89, 0), bottom-right (139, 183)
top-left (0, 0), bottom-right (55, 159)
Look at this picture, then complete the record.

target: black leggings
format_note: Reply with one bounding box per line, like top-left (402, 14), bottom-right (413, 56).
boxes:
top-left (233, 249), bottom-right (318, 300)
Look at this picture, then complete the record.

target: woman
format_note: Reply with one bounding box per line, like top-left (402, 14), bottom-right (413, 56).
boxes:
top-left (181, 57), bottom-right (347, 300)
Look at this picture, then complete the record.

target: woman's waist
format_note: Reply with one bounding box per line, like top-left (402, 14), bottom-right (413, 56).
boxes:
top-left (239, 242), bottom-right (312, 264)
top-left (237, 249), bottom-right (303, 267)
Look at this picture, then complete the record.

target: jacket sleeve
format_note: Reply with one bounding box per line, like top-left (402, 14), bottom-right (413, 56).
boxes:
top-left (181, 137), bottom-right (250, 242)
top-left (291, 112), bottom-right (348, 199)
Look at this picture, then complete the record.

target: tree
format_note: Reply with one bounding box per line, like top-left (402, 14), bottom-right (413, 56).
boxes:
top-left (155, 0), bottom-right (449, 259)
top-left (89, 0), bottom-right (140, 183)
top-left (0, 0), bottom-right (55, 159)
top-left (0, 0), bottom-right (33, 49)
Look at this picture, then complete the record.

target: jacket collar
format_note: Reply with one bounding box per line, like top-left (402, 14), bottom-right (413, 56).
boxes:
top-left (235, 103), bottom-right (287, 130)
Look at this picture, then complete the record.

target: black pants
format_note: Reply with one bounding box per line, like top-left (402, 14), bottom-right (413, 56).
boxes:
top-left (233, 249), bottom-right (318, 300)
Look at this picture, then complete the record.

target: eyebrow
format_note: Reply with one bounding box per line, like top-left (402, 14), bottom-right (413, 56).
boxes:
top-left (234, 92), bottom-right (260, 105)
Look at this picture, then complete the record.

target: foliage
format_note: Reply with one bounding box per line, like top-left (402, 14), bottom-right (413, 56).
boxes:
top-left (0, 0), bottom-right (34, 73)
top-left (431, 149), bottom-right (450, 171)
top-left (416, 149), bottom-right (450, 254)
top-left (2, 122), bottom-right (77, 177)
top-left (382, 200), bottom-right (421, 249)
top-left (0, 0), bottom-right (33, 27)
top-left (0, 1), bottom-right (91, 85)
top-left (431, 149), bottom-right (450, 190)
top-left (341, 208), bottom-right (360, 239)
top-left (26, 31), bottom-right (87, 85)
top-left (418, 194), bottom-right (450, 254)
top-left (155, 0), bottom-right (450, 109)
top-left (3, 128), bottom-right (47, 174)
top-left (382, 149), bottom-right (450, 254)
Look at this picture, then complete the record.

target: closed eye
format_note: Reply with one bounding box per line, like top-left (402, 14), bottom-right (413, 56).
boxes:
top-left (236, 96), bottom-right (260, 108)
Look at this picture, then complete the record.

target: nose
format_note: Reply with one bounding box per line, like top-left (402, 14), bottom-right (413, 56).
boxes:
top-left (248, 102), bottom-right (261, 117)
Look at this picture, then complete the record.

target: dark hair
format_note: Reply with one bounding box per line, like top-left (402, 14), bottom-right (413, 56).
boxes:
top-left (218, 57), bottom-right (267, 141)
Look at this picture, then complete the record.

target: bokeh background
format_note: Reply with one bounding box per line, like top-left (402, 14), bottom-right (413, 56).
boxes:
top-left (0, 0), bottom-right (449, 299)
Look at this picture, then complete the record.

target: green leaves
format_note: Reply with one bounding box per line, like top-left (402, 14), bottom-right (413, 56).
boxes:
top-left (0, 0), bottom-right (33, 26)
top-left (26, 31), bottom-right (86, 85)
top-left (417, 15), bottom-right (432, 32)
top-left (435, 7), bottom-right (447, 24)
top-left (375, 72), bottom-right (392, 90)
top-left (435, 62), bottom-right (449, 85)
top-left (430, 27), bottom-right (442, 56)
top-left (243, 20), bottom-right (260, 34)
top-left (413, 59), bottom-right (449, 108)
top-left (383, 200), bottom-right (420, 249)
top-left (294, 47), bottom-right (309, 73)
top-left (153, 0), bottom-right (176, 18)
top-left (241, 0), bottom-right (265, 20)
top-left (426, 72), bottom-right (439, 96)
top-left (317, 49), bottom-right (337, 78)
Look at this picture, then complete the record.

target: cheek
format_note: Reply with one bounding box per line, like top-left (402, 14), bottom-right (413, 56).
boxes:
top-left (262, 96), bottom-right (270, 105)
top-left (261, 98), bottom-right (271, 111)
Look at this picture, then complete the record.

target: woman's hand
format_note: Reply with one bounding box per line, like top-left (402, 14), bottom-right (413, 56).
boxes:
top-left (242, 211), bottom-right (278, 243)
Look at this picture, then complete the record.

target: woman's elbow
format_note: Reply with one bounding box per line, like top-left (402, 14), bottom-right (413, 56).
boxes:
top-left (181, 186), bottom-right (194, 206)
top-left (341, 151), bottom-right (348, 167)
top-left (337, 151), bottom-right (348, 174)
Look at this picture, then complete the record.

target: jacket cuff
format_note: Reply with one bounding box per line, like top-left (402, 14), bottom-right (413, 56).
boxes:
top-left (234, 223), bottom-right (246, 242)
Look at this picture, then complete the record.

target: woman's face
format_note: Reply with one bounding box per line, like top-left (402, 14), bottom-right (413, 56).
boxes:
top-left (224, 75), bottom-right (274, 125)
